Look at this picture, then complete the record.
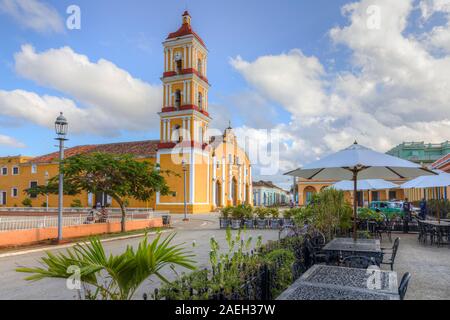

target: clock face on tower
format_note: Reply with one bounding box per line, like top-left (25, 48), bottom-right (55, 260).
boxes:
top-left (175, 52), bottom-right (182, 61)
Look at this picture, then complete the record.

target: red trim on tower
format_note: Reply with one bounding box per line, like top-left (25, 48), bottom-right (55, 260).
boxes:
top-left (162, 69), bottom-right (209, 84)
top-left (161, 105), bottom-right (210, 117)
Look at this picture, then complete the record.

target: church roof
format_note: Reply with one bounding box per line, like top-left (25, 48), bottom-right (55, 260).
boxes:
top-left (29, 140), bottom-right (159, 164)
top-left (167, 11), bottom-right (206, 47)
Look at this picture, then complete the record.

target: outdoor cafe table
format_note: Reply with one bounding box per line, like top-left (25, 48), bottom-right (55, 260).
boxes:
top-left (277, 265), bottom-right (399, 300)
top-left (322, 237), bottom-right (383, 265)
top-left (423, 220), bottom-right (450, 227)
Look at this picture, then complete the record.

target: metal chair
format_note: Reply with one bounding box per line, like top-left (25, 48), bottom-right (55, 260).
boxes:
top-left (341, 256), bottom-right (377, 269)
top-left (303, 238), bottom-right (329, 267)
top-left (398, 272), bottom-right (412, 300)
top-left (381, 237), bottom-right (400, 271)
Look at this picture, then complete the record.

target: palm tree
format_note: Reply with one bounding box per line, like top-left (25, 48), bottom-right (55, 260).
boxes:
top-left (16, 233), bottom-right (195, 300)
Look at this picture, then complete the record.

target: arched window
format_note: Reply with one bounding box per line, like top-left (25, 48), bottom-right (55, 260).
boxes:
top-left (175, 90), bottom-right (181, 108)
top-left (198, 92), bottom-right (203, 109)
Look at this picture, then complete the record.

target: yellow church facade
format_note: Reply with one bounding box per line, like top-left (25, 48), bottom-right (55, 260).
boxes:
top-left (0, 12), bottom-right (253, 214)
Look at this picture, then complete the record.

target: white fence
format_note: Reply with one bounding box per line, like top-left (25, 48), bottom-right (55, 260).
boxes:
top-left (0, 211), bottom-right (169, 232)
top-left (0, 207), bottom-right (155, 214)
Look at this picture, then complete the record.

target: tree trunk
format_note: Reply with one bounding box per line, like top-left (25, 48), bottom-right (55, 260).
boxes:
top-left (116, 198), bottom-right (126, 233)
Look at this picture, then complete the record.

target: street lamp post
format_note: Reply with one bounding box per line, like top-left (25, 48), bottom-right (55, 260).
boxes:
top-left (44, 171), bottom-right (49, 212)
top-left (182, 159), bottom-right (189, 222)
top-left (55, 112), bottom-right (68, 242)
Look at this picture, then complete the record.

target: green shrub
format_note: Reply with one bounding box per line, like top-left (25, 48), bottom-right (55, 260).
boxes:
top-left (269, 207), bottom-right (280, 219)
top-left (70, 199), bottom-right (82, 208)
top-left (41, 202), bottom-right (47, 208)
top-left (22, 198), bottom-right (32, 207)
top-left (358, 207), bottom-right (385, 222)
top-left (263, 249), bottom-right (295, 297)
top-left (221, 206), bottom-right (233, 219)
top-left (254, 207), bottom-right (269, 219)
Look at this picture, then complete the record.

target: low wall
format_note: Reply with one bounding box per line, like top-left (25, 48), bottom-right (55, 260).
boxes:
top-left (0, 217), bottom-right (163, 248)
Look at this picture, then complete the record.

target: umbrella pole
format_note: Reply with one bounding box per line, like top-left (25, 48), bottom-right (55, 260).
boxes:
top-left (353, 170), bottom-right (358, 241)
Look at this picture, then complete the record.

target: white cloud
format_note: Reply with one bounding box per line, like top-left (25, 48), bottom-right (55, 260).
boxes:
top-left (0, 45), bottom-right (162, 136)
top-left (230, 0), bottom-right (450, 182)
top-left (0, 0), bottom-right (64, 34)
top-left (0, 134), bottom-right (25, 148)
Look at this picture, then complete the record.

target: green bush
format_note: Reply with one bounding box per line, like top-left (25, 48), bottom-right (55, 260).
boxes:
top-left (22, 198), bottom-right (32, 207)
top-left (358, 207), bottom-right (385, 222)
top-left (269, 207), bottom-right (280, 219)
top-left (254, 207), bottom-right (269, 219)
top-left (263, 249), bottom-right (295, 297)
top-left (155, 228), bottom-right (303, 300)
top-left (41, 202), bottom-right (47, 208)
top-left (221, 206), bottom-right (233, 219)
top-left (70, 199), bottom-right (82, 208)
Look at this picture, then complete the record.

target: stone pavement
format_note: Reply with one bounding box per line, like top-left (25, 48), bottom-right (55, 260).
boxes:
top-left (380, 232), bottom-right (450, 300)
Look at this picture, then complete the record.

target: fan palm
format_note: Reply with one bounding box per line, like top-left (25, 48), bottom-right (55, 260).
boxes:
top-left (16, 233), bottom-right (195, 300)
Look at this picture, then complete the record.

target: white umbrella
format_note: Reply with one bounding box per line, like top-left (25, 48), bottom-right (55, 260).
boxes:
top-left (401, 171), bottom-right (450, 223)
top-left (331, 179), bottom-right (399, 191)
top-left (401, 171), bottom-right (450, 189)
top-left (285, 142), bottom-right (436, 240)
top-left (331, 179), bottom-right (399, 207)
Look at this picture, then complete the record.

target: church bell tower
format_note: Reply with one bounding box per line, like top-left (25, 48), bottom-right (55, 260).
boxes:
top-left (156, 11), bottom-right (212, 213)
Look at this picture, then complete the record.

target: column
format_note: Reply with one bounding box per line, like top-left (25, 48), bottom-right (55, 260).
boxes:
top-left (164, 49), bottom-right (168, 72)
top-left (187, 80), bottom-right (191, 104)
top-left (167, 119), bottom-right (171, 142)
top-left (169, 49), bottom-right (173, 71)
top-left (238, 166), bottom-right (242, 201)
top-left (163, 120), bottom-right (167, 142)
top-left (167, 84), bottom-right (172, 107)
top-left (188, 45), bottom-right (192, 68)
top-left (184, 46), bottom-right (187, 69)
top-left (183, 81), bottom-right (186, 104)
top-left (222, 158), bottom-right (226, 206)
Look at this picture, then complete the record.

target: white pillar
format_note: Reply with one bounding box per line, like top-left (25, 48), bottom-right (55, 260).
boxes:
top-left (167, 119), bottom-right (171, 142)
top-left (183, 81), bottom-right (186, 104)
top-left (184, 46), bottom-right (187, 69)
top-left (163, 120), bottom-right (167, 141)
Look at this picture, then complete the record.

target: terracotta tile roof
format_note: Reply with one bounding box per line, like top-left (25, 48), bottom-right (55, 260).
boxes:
top-left (29, 140), bottom-right (159, 164)
top-left (432, 153), bottom-right (450, 170)
top-left (253, 180), bottom-right (289, 193)
top-left (167, 11), bottom-right (206, 47)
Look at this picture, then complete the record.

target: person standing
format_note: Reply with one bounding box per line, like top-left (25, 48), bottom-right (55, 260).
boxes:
top-left (419, 198), bottom-right (427, 220)
top-left (403, 198), bottom-right (411, 233)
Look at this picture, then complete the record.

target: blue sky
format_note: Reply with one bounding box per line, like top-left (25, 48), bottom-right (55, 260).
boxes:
top-left (1, 0), bottom-right (450, 188)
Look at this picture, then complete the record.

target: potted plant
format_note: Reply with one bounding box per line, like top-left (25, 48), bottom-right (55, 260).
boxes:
top-left (270, 208), bottom-right (281, 229)
top-left (220, 206), bottom-right (233, 229)
top-left (282, 209), bottom-right (295, 226)
top-left (231, 206), bottom-right (244, 229)
top-left (255, 207), bottom-right (268, 229)
top-left (243, 205), bottom-right (254, 229)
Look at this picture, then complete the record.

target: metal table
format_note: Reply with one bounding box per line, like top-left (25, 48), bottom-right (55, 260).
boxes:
top-left (423, 221), bottom-right (450, 227)
top-left (322, 237), bottom-right (383, 264)
top-left (277, 265), bottom-right (399, 300)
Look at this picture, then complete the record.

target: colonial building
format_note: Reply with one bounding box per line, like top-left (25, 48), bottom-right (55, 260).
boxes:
top-left (0, 12), bottom-right (252, 213)
top-left (252, 181), bottom-right (290, 207)
top-left (387, 141), bottom-right (450, 165)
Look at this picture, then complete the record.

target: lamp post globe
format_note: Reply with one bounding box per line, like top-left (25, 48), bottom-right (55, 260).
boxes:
top-left (55, 112), bottom-right (68, 137)
top-left (182, 159), bottom-right (189, 222)
top-left (55, 112), bottom-right (68, 242)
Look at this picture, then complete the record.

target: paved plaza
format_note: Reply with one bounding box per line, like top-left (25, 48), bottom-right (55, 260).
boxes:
top-left (0, 214), bottom-right (448, 300)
